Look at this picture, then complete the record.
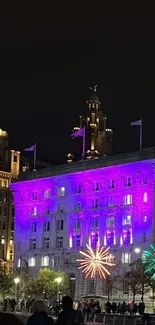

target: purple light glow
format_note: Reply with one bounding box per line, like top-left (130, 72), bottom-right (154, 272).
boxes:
top-left (69, 236), bottom-right (72, 248)
top-left (10, 159), bottom-right (155, 269)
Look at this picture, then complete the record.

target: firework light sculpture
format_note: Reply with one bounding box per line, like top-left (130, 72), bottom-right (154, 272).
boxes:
top-left (143, 244), bottom-right (155, 279)
top-left (77, 244), bottom-right (115, 279)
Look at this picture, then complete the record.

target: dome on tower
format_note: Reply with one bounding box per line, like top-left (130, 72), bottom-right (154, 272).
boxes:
top-left (88, 85), bottom-right (99, 101)
top-left (88, 93), bottom-right (99, 101)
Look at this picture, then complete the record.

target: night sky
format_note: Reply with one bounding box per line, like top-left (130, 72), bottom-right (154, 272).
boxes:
top-left (0, 4), bottom-right (155, 163)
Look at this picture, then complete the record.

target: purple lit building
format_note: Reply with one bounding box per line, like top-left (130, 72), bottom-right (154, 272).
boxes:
top-left (10, 148), bottom-right (155, 300)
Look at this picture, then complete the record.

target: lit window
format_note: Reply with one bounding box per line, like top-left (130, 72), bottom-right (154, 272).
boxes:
top-left (94, 199), bottom-right (99, 208)
top-left (106, 217), bottom-right (115, 227)
top-left (56, 236), bottom-right (63, 248)
top-left (92, 216), bottom-right (99, 228)
top-left (74, 218), bottom-right (81, 230)
top-left (1, 236), bottom-right (5, 244)
top-left (28, 257), bottom-right (35, 267)
top-left (43, 237), bottom-right (50, 249)
top-left (2, 180), bottom-right (8, 188)
top-left (122, 230), bottom-right (131, 245)
top-left (107, 232), bottom-right (114, 246)
top-left (143, 215), bottom-right (147, 222)
top-left (32, 207), bottom-right (37, 216)
top-left (59, 187), bottom-right (65, 196)
top-left (142, 252), bottom-right (146, 260)
top-left (108, 197), bottom-right (115, 207)
top-left (91, 233), bottom-right (99, 248)
top-left (77, 202), bottom-right (81, 211)
top-left (93, 182), bottom-right (99, 191)
top-left (124, 194), bottom-right (132, 205)
top-left (10, 236), bottom-right (13, 245)
top-left (44, 189), bottom-right (51, 199)
top-left (123, 215), bottom-right (131, 225)
top-left (77, 185), bottom-right (82, 194)
top-left (51, 258), bottom-right (54, 269)
top-left (56, 220), bottom-right (64, 231)
top-left (41, 256), bottom-right (49, 267)
top-left (143, 193), bottom-right (148, 203)
top-left (17, 258), bottom-right (21, 268)
top-left (73, 235), bottom-right (81, 248)
top-left (121, 253), bottom-right (131, 264)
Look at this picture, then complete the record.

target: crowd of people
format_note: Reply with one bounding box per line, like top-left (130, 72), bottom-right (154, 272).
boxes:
top-left (27, 296), bottom-right (84, 325)
top-left (78, 300), bottom-right (101, 315)
top-left (1, 299), bottom-right (17, 312)
top-left (0, 298), bottom-right (34, 313)
top-left (0, 295), bottom-right (150, 325)
top-left (76, 299), bottom-right (146, 316)
top-left (105, 300), bottom-right (145, 315)
top-left (0, 297), bottom-right (146, 316)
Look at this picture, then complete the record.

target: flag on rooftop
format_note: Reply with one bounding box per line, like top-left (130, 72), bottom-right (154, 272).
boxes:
top-left (71, 127), bottom-right (85, 138)
top-left (130, 119), bottom-right (142, 127)
top-left (24, 144), bottom-right (35, 152)
top-left (130, 118), bottom-right (142, 149)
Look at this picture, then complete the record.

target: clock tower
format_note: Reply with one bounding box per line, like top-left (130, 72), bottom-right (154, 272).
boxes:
top-left (72, 86), bottom-right (113, 160)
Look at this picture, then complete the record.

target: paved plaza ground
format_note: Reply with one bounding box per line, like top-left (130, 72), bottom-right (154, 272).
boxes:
top-left (0, 312), bottom-right (154, 325)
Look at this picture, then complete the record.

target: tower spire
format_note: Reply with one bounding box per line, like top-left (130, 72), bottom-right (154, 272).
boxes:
top-left (70, 86), bottom-right (113, 162)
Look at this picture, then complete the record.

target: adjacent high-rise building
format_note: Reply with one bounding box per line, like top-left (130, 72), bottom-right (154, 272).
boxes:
top-left (11, 147), bottom-right (155, 301)
top-left (0, 128), bottom-right (20, 266)
top-left (72, 86), bottom-right (113, 160)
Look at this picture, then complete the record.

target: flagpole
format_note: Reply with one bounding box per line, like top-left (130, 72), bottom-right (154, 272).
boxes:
top-left (82, 127), bottom-right (85, 160)
top-left (33, 143), bottom-right (36, 171)
top-left (140, 119), bottom-right (142, 149)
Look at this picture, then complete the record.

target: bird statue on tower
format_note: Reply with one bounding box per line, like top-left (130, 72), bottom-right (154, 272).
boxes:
top-left (89, 84), bottom-right (98, 93)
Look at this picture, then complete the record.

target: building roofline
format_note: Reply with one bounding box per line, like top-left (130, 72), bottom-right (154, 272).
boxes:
top-left (12, 147), bottom-right (155, 184)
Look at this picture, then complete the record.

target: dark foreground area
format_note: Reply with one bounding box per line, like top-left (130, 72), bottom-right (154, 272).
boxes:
top-left (0, 312), bottom-right (154, 325)
top-left (0, 313), bottom-right (25, 325)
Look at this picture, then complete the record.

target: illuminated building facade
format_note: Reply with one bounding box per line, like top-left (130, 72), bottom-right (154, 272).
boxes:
top-left (72, 87), bottom-right (113, 159)
top-left (11, 148), bottom-right (155, 299)
top-left (0, 128), bottom-right (20, 266)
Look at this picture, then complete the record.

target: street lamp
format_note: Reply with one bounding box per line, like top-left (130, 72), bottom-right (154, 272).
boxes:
top-left (134, 247), bottom-right (141, 254)
top-left (14, 277), bottom-right (20, 301)
top-left (55, 277), bottom-right (62, 301)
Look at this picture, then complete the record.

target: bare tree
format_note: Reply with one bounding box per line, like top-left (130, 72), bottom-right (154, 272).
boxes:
top-left (124, 259), bottom-right (151, 303)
